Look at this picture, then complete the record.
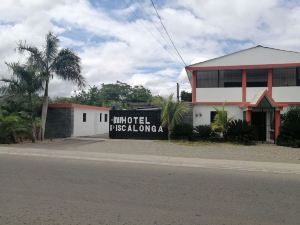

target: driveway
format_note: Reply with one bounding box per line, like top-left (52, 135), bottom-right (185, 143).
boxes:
top-left (4, 138), bottom-right (300, 164)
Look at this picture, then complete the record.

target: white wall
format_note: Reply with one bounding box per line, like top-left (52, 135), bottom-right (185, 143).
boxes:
top-left (272, 87), bottom-right (300, 102)
top-left (246, 87), bottom-right (267, 102)
top-left (73, 108), bottom-right (109, 137)
top-left (196, 88), bottom-right (242, 102)
top-left (193, 105), bottom-right (243, 126)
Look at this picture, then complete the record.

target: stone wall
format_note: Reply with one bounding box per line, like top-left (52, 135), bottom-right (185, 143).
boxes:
top-left (45, 108), bottom-right (74, 138)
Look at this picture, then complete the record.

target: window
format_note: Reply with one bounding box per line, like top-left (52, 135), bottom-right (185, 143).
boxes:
top-left (210, 111), bottom-right (227, 124)
top-left (273, 68), bottom-right (297, 86)
top-left (104, 114), bottom-right (108, 122)
top-left (219, 70), bottom-right (242, 87)
top-left (246, 69), bottom-right (268, 87)
top-left (297, 68), bottom-right (300, 86)
top-left (210, 111), bottom-right (217, 123)
top-left (83, 113), bottom-right (86, 122)
top-left (99, 113), bottom-right (102, 122)
top-left (196, 70), bottom-right (218, 88)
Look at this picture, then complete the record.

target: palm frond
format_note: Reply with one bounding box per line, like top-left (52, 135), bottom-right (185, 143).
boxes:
top-left (17, 41), bottom-right (46, 71)
top-left (52, 48), bottom-right (86, 87)
top-left (161, 94), bottom-right (189, 131)
top-left (45, 32), bottom-right (59, 64)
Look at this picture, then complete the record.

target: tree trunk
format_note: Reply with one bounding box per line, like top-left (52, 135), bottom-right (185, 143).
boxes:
top-left (40, 79), bottom-right (49, 141)
top-left (29, 94), bottom-right (36, 143)
top-left (31, 122), bottom-right (36, 143)
top-left (168, 130), bottom-right (171, 144)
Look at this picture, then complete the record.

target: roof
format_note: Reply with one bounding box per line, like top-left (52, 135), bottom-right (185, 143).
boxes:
top-left (187, 45), bottom-right (300, 68)
top-left (185, 45), bottom-right (300, 84)
top-left (249, 89), bottom-right (277, 107)
top-left (48, 103), bottom-right (111, 111)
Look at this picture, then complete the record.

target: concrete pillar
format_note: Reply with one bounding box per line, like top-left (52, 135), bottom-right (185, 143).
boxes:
top-left (192, 71), bottom-right (197, 103)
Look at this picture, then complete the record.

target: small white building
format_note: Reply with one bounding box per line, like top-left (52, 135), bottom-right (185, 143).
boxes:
top-left (185, 45), bottom-right (300, 142)
top-left (45, 104), bottom-right (111, 138)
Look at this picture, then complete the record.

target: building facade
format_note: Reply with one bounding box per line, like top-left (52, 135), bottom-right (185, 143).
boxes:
top-left (45, 104), bottom-right (111, 138)
top-left (186, 46), bottom-right (300, 142)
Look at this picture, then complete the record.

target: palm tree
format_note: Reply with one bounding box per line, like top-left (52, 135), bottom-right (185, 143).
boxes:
top-left (17, 32), bottom-right (85, 140)
top-left (211, 105), bottom-right (233, 138)
top-left (1, 63), bottom-right (43, 142)
top-left (161, 94), bottom-right (189, 142)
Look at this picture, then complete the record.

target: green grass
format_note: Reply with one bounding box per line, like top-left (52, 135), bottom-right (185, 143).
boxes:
top-left (157, 139), bottom-right (242, 147)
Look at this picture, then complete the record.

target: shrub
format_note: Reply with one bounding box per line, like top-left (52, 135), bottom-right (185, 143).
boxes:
top-left (277, 106), bottom-right (300, 147)
top-left (0, 113), bottom-right (30, 144)
top-left (224, 119), bottom-right (256, 145)
top-left (193, 125), bottom-right (216, 140)
top-left (172, 123), bottom-right (193, 140)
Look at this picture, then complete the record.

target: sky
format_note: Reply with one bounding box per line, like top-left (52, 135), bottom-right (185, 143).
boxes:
top-left (0, 0), bottom-right (300, 97)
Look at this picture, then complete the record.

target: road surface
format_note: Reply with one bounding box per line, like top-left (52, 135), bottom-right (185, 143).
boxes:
top-left (0, 154), bottom-right (299, 225)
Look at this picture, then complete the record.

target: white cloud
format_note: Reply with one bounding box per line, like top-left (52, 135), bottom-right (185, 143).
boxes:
top-left (1, 0), bottom-right (300, 99)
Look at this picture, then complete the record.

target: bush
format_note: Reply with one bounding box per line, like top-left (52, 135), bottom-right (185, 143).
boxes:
top-left (172, 123), bottom-right (193, 140)
top-left (0, 113), bottom-right (30, 144)
top-left (277, 106), bottom-right (300, 147)
top-left (224, 119), bottom-right (256, 145)
top-left (193, 125), bottom-right (216, 140)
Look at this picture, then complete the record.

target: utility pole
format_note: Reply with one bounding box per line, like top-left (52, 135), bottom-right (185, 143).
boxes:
top-left (176, 83), bottom-right (180, 102)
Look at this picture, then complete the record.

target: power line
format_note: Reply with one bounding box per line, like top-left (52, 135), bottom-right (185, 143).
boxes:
top-left (149, 0), bottom-right (187, 66)
top-left (124, 0), bottom-right (185, 66)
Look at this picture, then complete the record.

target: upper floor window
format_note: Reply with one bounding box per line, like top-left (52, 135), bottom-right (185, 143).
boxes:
top-left (196, 70), bottom-right (218, 88)
top-left (297, 68), bottom-right (300, 86)
top-left (196, 70), bottom-right (242, 88)
top-left (246, 69), bottom-right (268, 87)
top-left (273, 68), bottom-right (297, 87)
top-left (219, 70), bottom-right (242, 87)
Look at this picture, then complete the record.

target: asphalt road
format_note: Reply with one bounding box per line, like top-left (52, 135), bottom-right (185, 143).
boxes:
top-left (0, 155), bottom-right (299, 225)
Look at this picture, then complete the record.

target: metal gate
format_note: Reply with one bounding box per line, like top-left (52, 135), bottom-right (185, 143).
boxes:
top-left (109, 110), bottom-right (167, 139)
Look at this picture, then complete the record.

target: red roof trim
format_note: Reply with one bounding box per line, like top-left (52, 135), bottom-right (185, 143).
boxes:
top-left (193, 102), bottom-right (242, 106)
top-left (193, 101), bottom-right (300, 107)
top-left (250, 90), bottom-right (277, 107)
top-left (186, 63), bottom-right (300, 71)
top-left (48, 104), bottom-right (111, 111)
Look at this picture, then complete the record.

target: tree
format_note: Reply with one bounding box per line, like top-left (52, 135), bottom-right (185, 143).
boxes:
top-left (54, 82), bottom-right (154, 108)
top-left (161, 94), bottom-right (189, 142)
top-left (181, 90), bottom-right (192, 102)
top-left (1, 63), bottom-right (43, 142)
top-left (211, 105), bottom-right (233, 138)
top-left (277, 106), bottom-right (300, 147)
top-left (17, 32), bottom-right (85, 140)
top-left (128, 85), bottom-right (152, 102)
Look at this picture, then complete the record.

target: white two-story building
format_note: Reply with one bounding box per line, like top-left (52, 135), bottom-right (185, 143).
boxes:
top-left (186, 45), bottom-right (300, 143)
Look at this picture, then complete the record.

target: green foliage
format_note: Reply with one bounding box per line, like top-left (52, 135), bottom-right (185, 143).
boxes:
top-left (277, 106), bottom-right (300, 147)
top-left (0, 113), bottom-right (30, 143)
top-left (225, 120), bottom-right (256, 145)
top-left (161, 94), bottom-right (189, 141)
top-left (150, 95), bottom-right (164, 107)
top-left (50, 82), bottom-right (154, 108)
top-left (193, 125), bottom-right (216, 140)
top-left (17, 31), bottom-right (86, 140)
top-left (180, 90), bottom-right (192, 102)
top-left (211, 105), bottom-right (233, 136)
top-left (0, 63), bottom-right (43, 142)
top-left (172, 123), bottom-right (193, 140)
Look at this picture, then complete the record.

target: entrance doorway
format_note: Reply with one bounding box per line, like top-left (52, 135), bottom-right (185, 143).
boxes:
top-left (252, 112), bottom-right (266, 142)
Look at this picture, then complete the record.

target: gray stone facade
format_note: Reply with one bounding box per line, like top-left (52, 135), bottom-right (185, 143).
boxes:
top-left (45, 108), bottom-right (74, 138)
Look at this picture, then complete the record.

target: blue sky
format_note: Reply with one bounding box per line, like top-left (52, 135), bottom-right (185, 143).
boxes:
top-left (0, 0), bottom-right (300, 97)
